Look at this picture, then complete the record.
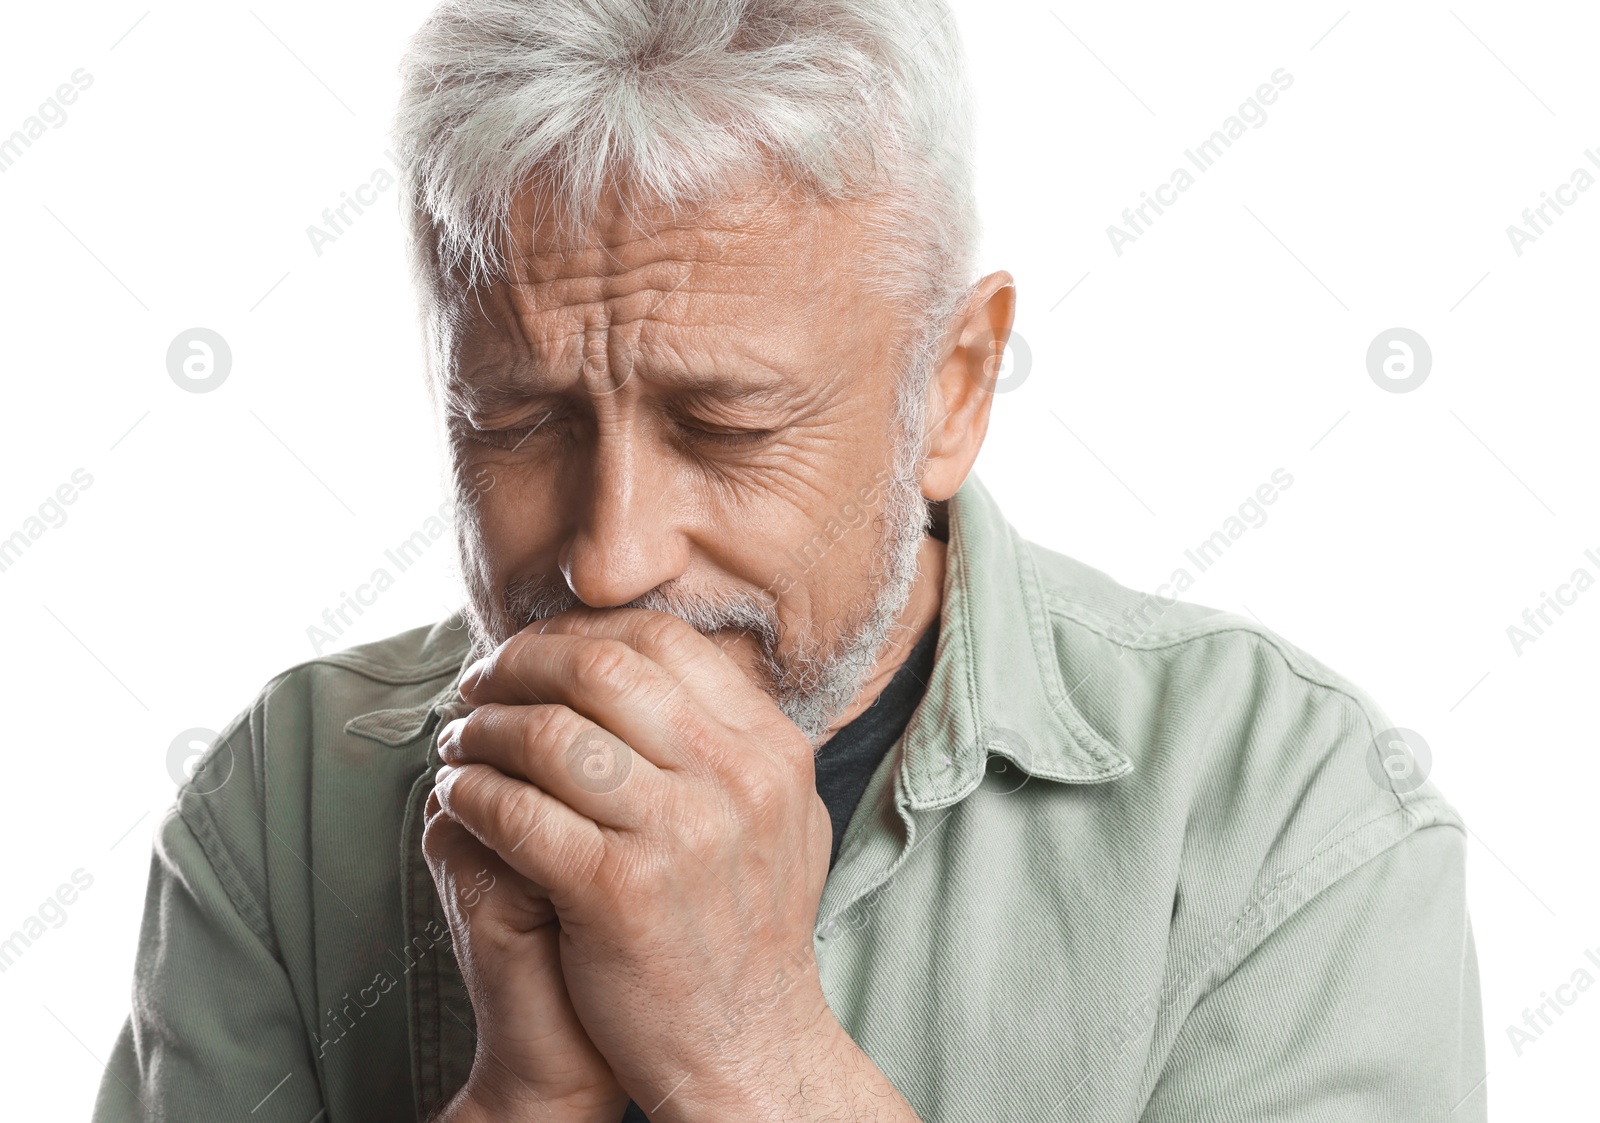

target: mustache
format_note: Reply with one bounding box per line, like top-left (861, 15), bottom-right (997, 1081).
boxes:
top-left (501, 573), bottom-right (780, 646)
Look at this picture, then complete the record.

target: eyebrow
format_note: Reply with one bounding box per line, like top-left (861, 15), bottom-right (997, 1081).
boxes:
top-left (451, 357), bottom-right (798, 413)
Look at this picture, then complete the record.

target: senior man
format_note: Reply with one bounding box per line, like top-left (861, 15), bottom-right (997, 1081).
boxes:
top-left (96, 1), bottom-right (1484, 1121)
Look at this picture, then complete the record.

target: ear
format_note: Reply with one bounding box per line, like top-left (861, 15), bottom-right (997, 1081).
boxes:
top-left (919, 271), bottom-right (1017, 503)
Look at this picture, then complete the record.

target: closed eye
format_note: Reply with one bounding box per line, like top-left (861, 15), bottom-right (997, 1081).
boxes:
top-left (458, 408), bottom-right (562, 451)
top-left (672, 420), bottom-right (776, 449)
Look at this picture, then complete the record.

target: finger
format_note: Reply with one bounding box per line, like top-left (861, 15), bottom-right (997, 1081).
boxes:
top-left (465, 607), bottom-right (756, 719)
top-left (434, 762), bottom-right (606, 896)
top-left (421, 806), bottom-right (617, 1072)
top-left (422, 796), bottom-right (557, 933)
top-left (455, 632), bottom-right (733, 772)
top-left (438, 702), bottom-right (660, 823)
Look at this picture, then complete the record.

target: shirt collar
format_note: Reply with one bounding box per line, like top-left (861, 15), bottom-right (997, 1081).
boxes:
top-left (344, 474), bottom-right (1133, 799)
top-left (342, 624), bottom-right (477, 748)
top-left (895, 473), bottom-right (1132, 811)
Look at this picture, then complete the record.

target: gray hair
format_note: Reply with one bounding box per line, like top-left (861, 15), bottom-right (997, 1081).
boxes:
top-left (391, 0), bottom-right (982, 420)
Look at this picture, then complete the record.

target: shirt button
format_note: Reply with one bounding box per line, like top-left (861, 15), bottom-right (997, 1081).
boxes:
top-left (982, 752), bottom-right (1029, 794)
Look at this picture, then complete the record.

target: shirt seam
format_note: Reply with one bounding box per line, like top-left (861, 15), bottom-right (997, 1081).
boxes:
top-left (298, 650), bottom-right (468, 689)
top-left (173, 726), bottom-right (278, 956)
top-left (166, 800), bottom-right (252, 924)
top-left (1042, 591), bottom-right (1340, 686)
top-left (1041, 593), bottom-right (1410, 770)
top-left (1189, 799), bottom-right (1464, 1009)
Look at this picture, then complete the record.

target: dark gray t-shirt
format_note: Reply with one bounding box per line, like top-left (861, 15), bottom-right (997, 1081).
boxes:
top-left (814, 617), bottom-right (940, 868)
top-left (619, 619), bottom-right (939, 1121)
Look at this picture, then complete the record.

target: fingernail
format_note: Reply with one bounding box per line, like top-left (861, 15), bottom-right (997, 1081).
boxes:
top-left (459, 659), bottom-right (487, 695)
top-left (436, 716), bottom-right (465, 753)
top-left (433, 765), bottom-right (457, 813)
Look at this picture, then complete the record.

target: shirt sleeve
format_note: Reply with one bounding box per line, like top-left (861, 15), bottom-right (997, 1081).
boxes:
top-left (92, 804), bottom-right (327, 1122)
top-left (1139, 824), bottom-right (1486, 1123)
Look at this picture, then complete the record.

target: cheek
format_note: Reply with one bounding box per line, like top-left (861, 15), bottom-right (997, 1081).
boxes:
top-left (793, 511), bottom-right (885, 623)
top-left (719, 411), bottom-right (903, 629)
top-left (456, 461), bottom-right (564, 575)
top-left (748, 483), bottom-right (892, 643)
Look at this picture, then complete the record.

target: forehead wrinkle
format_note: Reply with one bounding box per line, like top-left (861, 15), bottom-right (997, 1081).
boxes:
top-left (507, 199), bottom-right (756, 286)
top-left (624, 325), bottom-right (806, 406)
top-left (451, 304), bottom-right (804, 413)
top-left (510, 243), bottom-right (785, 334)
top-left (454, 191), bottom-right (879, 412)
top-left (504, 255), bottom-right (805, 381)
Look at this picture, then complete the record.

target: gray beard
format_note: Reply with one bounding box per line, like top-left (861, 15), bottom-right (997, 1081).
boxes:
top-left (457, 459), bottom-right (929, 747)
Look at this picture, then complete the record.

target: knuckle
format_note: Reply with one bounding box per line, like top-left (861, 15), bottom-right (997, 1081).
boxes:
top-left (572, 639), bottom-right (636, 695)
top-left (486, 777), bottom-right (539, 846)
top-left (731, 760), bottom-right (786, 818)
top-left (660, 706), bottom-right (701, 752)
top-left (635, 610), bottom-right (691, 655)
top-left (673, 805), bottom-right (722, 857)
top-left (474, 643), bottom-right (510, 687)
top-left (518, 704), bottom-right (578, 758)
top-left (472, 641), bottom-right (514, 688)
top-left (479, 626), bottom-right (537, 685)
top-left (420, 815), bottom-right (450, 867)
top-left (455, 705), bottom-right (491, 746)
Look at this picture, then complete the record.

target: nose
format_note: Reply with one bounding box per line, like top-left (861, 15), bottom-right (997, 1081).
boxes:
top-left (557, 428), bottom-right (689, 607)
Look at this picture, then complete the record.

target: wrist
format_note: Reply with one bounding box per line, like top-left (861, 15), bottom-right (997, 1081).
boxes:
top-left (653, 1002), bottom-right (860, 1123)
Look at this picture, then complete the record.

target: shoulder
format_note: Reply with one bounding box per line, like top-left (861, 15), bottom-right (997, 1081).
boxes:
top-left (286, 613), bottom-right (474, 701)
top-left (167, 616), bottom-right (471, 930)
top-left (211, 613), bottom-right (471, 758)
top-left (1022, 538), bottom-right (1464, 957)
top-left (1024, 539), bottom-right (1430, 798)
top-left (187, 614), bottom-right (470, 796)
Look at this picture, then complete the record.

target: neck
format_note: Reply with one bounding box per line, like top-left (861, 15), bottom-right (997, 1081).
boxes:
top-left (821, 534), bottom-right (946, 739)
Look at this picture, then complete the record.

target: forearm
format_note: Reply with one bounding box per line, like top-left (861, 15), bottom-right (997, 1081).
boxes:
top-left (781, 1030), bottom-right (923, 1123)
top-left (655, 1013), bottom-right (922, 1123)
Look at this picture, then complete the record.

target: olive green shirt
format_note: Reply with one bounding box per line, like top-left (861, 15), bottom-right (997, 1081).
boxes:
top-left (94, 475), bottom-right (1486, 1121)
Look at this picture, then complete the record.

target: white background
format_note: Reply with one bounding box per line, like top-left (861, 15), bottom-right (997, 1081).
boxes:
top-left (1, 1), bottom-right (1594, 1116)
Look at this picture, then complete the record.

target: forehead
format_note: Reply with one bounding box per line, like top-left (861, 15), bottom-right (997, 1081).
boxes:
top-left (444, 184), bottom-right (889, 401)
